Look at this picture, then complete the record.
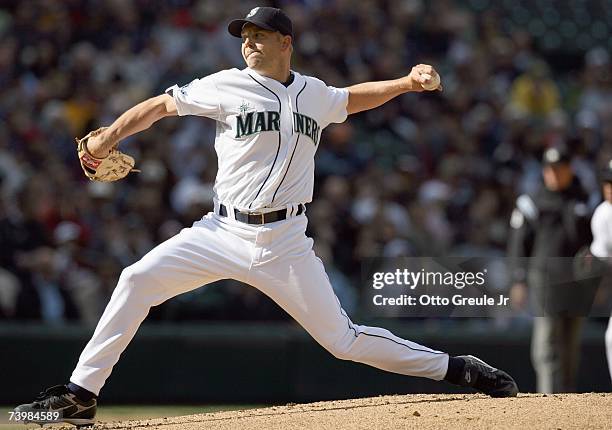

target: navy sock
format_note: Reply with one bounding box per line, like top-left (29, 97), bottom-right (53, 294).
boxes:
top-left (443, 356), bottom-right (466, 385)
top-left (67, 382), bottom-right (96, 402)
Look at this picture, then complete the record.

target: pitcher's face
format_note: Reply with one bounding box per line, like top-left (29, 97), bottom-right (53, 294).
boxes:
top-left (240, 23), bottom-right (285, 69)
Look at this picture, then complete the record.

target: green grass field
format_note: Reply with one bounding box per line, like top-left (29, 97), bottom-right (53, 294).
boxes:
top-left (0, 404), bottom-right (264, 429)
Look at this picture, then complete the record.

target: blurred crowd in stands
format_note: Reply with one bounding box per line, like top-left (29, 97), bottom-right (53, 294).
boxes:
top-left (1, 0), bottom-right (611, 325)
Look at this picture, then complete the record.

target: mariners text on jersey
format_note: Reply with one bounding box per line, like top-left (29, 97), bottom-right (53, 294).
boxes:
top-left (236, 110), bottom-right (320, 145)
top-left (236, 111), bottom-right (280, 138)
top-left (292, 112), bottom-right (320, 145)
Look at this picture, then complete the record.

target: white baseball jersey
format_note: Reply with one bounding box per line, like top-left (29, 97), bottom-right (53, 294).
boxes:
top-left (590, 201), bottom-right (612, 258)
top-left (165, 67), bottom-right (349, 211)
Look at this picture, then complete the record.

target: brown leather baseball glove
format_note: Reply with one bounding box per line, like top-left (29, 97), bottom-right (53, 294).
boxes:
top-left (76, 127), bottom-right (139, 182)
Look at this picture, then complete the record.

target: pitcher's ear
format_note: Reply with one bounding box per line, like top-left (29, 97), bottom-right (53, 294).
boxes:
top-left (282, 35), bottom-right (292, 49)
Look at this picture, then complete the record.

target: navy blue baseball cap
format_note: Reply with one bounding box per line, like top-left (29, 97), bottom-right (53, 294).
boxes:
top-left (228, 7), bottom-right (293, 38)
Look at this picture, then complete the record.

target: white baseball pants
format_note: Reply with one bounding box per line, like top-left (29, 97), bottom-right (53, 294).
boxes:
top-left (70, 211), bottom-right (449, 395)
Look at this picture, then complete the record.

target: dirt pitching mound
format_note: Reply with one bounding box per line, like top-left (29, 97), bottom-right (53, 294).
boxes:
top-left (59, 393), bottom-right (611, 430)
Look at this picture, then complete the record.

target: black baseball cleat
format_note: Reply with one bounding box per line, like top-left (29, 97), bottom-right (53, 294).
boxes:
top-left (14, 385), bottom-right (96, 427)
top-left (456, 355), bottom-right (519, 397)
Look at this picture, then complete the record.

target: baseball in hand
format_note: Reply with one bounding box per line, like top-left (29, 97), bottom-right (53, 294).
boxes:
top-left (420, 72), bottom-right (441, 91)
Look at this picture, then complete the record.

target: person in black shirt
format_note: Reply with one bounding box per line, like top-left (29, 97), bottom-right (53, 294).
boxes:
top-left (508, 145), bottom-right (593, 393)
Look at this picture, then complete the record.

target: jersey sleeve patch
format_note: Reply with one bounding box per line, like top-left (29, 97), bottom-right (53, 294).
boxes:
top-left (165, 76), bottom-right (221, 119)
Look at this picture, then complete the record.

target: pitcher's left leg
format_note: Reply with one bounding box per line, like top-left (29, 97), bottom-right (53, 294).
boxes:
top-left (248, 218), bottom-right (517, 396)
top-left (251, 250), bottom-right (445, 379)
top-left (250, 250), bottom-right (517, 395)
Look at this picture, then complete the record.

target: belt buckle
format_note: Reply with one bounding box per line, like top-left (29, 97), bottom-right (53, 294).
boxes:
top-left (249, 211), bottom-right (265, 224)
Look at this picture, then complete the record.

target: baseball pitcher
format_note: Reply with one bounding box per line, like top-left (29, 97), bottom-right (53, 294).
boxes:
top-left (16, 7), bottom-right (517, 426)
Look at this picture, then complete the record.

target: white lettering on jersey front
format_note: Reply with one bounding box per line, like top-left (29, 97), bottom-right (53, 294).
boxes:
top-left (166, 67), bottom-right (348, 211)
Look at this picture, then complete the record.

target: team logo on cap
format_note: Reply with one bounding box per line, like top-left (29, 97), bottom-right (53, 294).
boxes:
top-left (247, 7), bottom-right (259, 18)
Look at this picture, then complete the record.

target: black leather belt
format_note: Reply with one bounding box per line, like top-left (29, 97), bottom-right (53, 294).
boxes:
top-left (218, 203), bottom-right (304, 225)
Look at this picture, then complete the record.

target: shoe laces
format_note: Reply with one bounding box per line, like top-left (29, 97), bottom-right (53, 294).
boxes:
top-left (35, 385), bottom-right (69, 404)
top-left (471, 362), bottom-right (499, 388)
